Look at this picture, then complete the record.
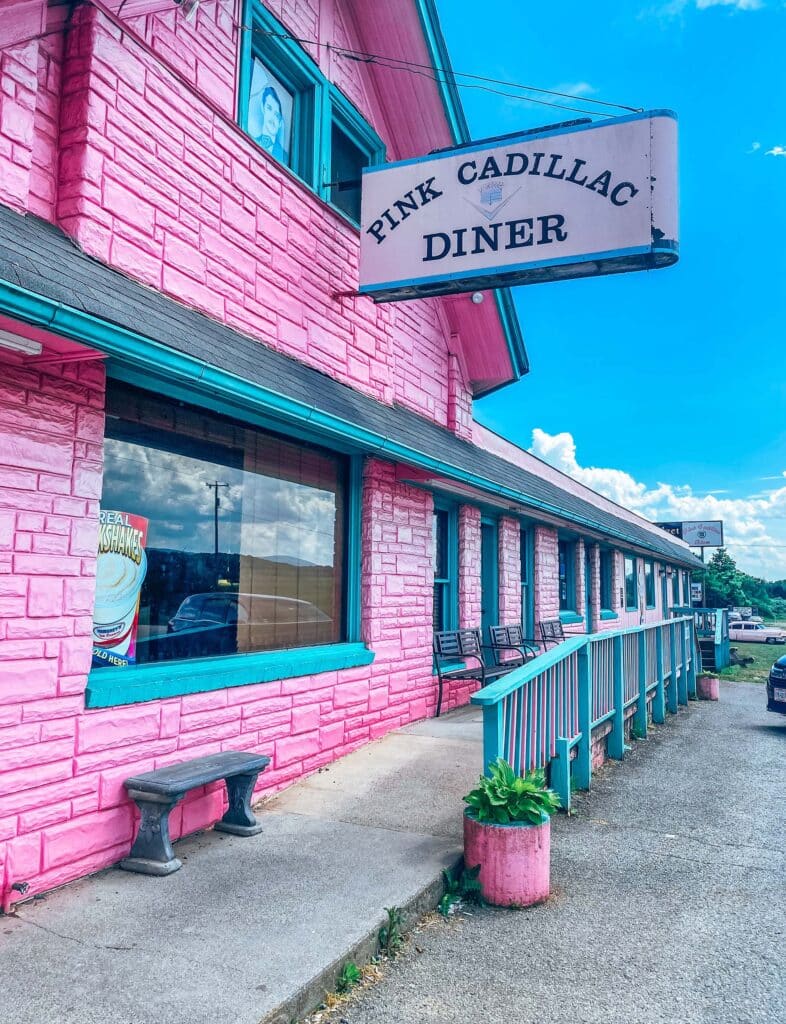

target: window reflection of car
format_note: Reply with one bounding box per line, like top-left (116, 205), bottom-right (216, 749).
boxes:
top-left (140, 592), bottom-right (333, 661)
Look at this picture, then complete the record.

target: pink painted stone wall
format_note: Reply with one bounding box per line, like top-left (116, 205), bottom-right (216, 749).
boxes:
top-left (458, 505), bottom-right (481, 630)
top-left (48, 2), bottom-right (471, 431)
top-left (0, 374), bottom-right (457, 899)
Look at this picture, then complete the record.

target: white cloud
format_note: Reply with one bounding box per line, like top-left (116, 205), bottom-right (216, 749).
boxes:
top-left (550, 81), bottom-right (597, 98)
top-left (765, 145), bottom-right (786, 156)
top-left (748, 141), bottom-right (761, 153)
top-left (530, 428), bottom-right (786, 580)
top-left (648, 0), bottom-right (764, 15)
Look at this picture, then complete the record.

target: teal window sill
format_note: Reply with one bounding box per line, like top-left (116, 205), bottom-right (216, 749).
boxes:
top-left (559, 611), bottom-right (584, 625)
top-left (85, 642), bottom-right (375, 709)
top-left (433, 660), bottom-right (466, 675)
top-left (600, 610), bottom-right (619, 621)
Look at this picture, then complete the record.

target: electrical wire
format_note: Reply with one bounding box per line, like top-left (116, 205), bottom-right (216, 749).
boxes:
top-left (243, 26), bottom-right (642, 118)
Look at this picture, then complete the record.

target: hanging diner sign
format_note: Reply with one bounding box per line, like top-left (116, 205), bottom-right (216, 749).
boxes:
top-left (359, 110), bottom-right (678, 301)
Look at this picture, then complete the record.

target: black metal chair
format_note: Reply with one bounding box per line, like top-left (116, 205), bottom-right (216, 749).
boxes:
top-left (539, 618), bottom-right (566, 649)
top-left (433, 628), bottom-right (518, 717)
top-left (487, 624), bottom-right (540, 668)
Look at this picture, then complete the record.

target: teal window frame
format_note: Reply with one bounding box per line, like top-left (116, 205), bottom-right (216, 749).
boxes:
top-left (238, 2), bottom-right (385, 224)
top-left (85, 373), bottom-right (370, 709)
top-left (644, 558), bottom-right (656, 609)
top-left (599, 548), bottom-right (616, 619)
top-left (433, 500), bottom-right (458, 633)
top-left (624, 554), bottom-right (638, 611)
top-left (671, 566), bottom-right (680, 605)
top-left (558, 538), bottom-right (578, 617)
top-left (324, 84), bottom-right (386, 225)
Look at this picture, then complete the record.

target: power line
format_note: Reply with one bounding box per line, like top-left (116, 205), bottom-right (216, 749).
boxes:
top-left (243, 26), bottom-right (642, 118)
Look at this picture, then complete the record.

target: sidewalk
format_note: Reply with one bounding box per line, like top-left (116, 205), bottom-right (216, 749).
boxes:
top-left (0, 706), bottom-right (483, 1024)
top-left (342, 681), bottom-right (786, 1024)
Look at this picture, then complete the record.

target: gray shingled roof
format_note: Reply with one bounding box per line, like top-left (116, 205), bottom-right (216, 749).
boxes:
top-left (0, 205), bottom-right (701, 568)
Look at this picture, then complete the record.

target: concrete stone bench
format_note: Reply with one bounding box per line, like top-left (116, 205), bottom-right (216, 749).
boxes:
top-left (121, 750), bottom-right (271, 876)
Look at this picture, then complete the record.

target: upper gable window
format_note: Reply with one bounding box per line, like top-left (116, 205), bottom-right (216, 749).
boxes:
top-left (239, 2), bottom-right (384, 222)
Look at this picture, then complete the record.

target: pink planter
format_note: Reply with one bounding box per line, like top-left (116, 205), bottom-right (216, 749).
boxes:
top-left (463, 811), bottom-right (551, 908)
top-left (697, 674), bottom-right (720, 701)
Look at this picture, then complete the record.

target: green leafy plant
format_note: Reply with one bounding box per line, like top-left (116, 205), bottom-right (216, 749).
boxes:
top-left (336, 961), bottom-right (362, 993)
top-left (438, 862), bottom-right (483, 916)
top-left (463, 759), bottom-right (560, 825)
top-left (630, 722), bottom-right (646, 741)
top-left (378, 905), bottom-right (403, 956)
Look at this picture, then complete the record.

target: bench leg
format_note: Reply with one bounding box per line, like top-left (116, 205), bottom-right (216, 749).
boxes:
top-left (214, 772), bottom-right (264, 837)
top-left (121, 791), bottom-right (184, 876)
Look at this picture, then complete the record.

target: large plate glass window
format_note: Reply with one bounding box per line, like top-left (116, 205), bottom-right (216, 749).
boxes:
top-left (94, 383), bottom-right (347, 669)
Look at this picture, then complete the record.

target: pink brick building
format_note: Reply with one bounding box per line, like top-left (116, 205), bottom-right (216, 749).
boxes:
top-left (0, 0), bottom-right (698, 901)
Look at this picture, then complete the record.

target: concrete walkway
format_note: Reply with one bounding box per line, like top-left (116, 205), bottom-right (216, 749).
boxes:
top-left (342, 681), bottom-right (786, 1024)
top-left (0, 706), bottom-right (482, 1024)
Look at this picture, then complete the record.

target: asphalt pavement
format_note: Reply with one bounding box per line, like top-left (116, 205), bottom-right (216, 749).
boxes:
top-left (341, 681), bottom-right (786, 1024)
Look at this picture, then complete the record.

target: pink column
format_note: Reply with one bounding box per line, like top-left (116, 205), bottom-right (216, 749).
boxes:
top-left (498, 516), bottom-right (521, 627)
top-left (590, 543), bottom-right (601, 632)
top-left (458, 505), bottom-right (481, 629)
top-left (533, 526), bottom-right (559, 628)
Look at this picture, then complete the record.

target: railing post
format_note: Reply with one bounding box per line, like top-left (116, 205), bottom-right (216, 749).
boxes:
top-left (551, 737), bottom-right (572, 812)
top-left (687, 621), bottom-right (697, 699)
top-left (574, 644), bottom-right (592, 791)
top-left (653, 625), bottom-right (666, 724)
top-left (667, 622), bottom-right (678, 714)
top-left (481, 703), bottom-right (504, 775)
top-left (634, 629), bottom-right (648, 738)
top-left (608, 633), bottom-right (625, 759)
top-left (677, 620), bottom-right (688, 706)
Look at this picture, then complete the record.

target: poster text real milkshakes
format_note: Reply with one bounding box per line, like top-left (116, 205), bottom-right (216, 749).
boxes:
top-left (92, 509), bottom-right (148, 667)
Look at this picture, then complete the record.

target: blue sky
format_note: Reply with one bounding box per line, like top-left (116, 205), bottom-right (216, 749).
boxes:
top-left (437, 0), bottom-right (786, 578)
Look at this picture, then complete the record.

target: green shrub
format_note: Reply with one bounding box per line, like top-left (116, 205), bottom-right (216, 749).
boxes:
top-left (463, 759), bottom-right (560, 825)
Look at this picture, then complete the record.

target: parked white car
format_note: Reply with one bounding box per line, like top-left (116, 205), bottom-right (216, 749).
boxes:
top-left (729, 621), bottom-right (786, 645)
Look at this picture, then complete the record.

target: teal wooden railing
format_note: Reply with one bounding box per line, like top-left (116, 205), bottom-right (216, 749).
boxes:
top-left (471, 616), bottom-right (697, 810)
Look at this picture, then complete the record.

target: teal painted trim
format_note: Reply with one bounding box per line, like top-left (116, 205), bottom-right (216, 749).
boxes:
top-left (599, 610), bottom-right (619, 621)
top-left (85, 642), bottom-right (375, 709)
top-left (0, 278), bottom-right (701, 570)
top-left (494, 288), bottom-right (529, 380)
top-left (559, 611), bottom-right (583, 625)
top-left (345, 456), bottom-right (364, 642)
top-left (551, 736), bottom-right (572, 811)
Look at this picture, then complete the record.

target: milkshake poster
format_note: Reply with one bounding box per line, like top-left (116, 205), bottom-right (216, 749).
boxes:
top-left (92, 510), bottom-right (149, 668)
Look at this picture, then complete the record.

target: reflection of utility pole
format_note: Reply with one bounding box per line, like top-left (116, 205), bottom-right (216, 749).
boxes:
top-left (205, 481), bottom-right (229, 556)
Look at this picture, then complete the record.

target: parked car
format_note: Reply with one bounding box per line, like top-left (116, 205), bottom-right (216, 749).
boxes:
top-left (137, 592), bottom-right (334, 661)
top-left (767, 654), bottom-right (786, 715)
top-left (728, 621), bottom-right (786, 645)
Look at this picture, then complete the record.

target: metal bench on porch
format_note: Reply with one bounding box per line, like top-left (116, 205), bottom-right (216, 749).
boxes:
top-left (433, 629), bottom-right (509, 718)
top-left (539, 618), bottom-right (567, 649)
